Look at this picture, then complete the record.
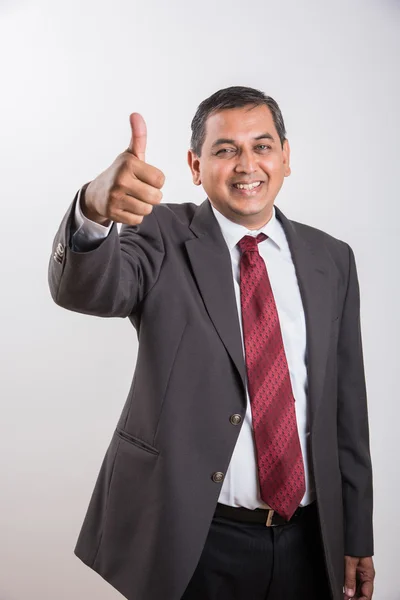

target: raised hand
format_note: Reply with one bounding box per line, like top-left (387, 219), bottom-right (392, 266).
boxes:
top-left (83, 113), bottom-right (165, 226)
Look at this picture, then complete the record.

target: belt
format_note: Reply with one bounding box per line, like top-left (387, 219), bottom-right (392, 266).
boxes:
top-left (214, 501), bottom-right (316, 527)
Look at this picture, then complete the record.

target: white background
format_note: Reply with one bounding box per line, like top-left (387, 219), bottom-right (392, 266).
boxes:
top-left (0, 0), bottom-right (399, 598)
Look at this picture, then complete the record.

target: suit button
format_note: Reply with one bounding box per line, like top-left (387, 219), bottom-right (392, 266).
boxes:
top-left (212, 472), bottom-right (224, 483)
top-left (230, 414), bottom-right (242, 425)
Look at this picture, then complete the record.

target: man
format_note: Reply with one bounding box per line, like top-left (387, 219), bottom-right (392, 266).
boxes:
top-left (48, 86), bottom-right (375, 600)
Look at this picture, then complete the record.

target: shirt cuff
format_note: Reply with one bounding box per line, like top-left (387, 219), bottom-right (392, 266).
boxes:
top-left (71, 188), bottom-right (113, 250)
top-left (74, 187), bottom-right (113, 239)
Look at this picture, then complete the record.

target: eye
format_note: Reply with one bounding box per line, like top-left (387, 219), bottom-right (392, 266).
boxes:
top-left (256, 144), bottom-right (272, 151)
top-left (216, 148), bottom-right (236, 155)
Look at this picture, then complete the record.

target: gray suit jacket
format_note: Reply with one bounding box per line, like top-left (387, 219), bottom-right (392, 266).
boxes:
top-left (48, 186), bottom-right (373, 600)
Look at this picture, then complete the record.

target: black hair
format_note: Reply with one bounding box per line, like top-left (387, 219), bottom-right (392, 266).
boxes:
top-left (190, 86), bottom-right (287, 156)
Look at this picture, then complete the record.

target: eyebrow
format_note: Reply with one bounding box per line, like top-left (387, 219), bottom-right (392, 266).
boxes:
top-left (211, 133), bottom-right (275, 148)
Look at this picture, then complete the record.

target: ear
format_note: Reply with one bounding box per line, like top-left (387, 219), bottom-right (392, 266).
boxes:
top-left (187, 149), bottom-right (202, 185)
top-left (282, 139), bottom-right (291, 177)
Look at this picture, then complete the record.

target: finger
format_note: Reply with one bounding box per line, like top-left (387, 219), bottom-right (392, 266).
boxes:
top-left (124, 157), bottom-right (165, 189)
top-left (344, 561), bottom-right (357, 599)
top-left (115, 209), bottom-right (147, 227)
top-left (358, 579), bottom-right (374, 600)
top-left (105, 207), bottom-right (146, 227)
top-left (128, 113), bottom-right (147, 161)
top-left (120, 196), bottom-right (155, 217)
top-left (121, 179), bottom-right (163, 207)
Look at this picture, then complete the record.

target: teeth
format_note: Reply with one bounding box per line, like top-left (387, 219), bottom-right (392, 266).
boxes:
top-left (234, 182), bottom-right (261, 190)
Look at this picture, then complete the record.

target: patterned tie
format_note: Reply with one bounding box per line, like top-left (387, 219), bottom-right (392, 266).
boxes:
top-left (238, 233), bottom-right (306, 521)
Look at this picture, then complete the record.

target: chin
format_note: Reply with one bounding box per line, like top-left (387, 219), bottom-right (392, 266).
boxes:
top-left (230, 199), bottom-right (269, 216)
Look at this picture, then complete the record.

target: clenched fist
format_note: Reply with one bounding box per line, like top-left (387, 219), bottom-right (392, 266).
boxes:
top-left (82, 113), bottom-right (165, 226)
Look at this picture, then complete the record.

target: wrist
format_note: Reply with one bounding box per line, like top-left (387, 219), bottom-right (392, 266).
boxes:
top-left (81, 186), bottom-right (111, 226)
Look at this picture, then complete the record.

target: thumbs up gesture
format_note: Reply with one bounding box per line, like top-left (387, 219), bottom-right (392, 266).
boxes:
top-left (83, 113), bottom-right (165, 226)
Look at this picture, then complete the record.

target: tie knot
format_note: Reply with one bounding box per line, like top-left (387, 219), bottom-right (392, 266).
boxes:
top-left (237, 233), bottom-right (267, 254)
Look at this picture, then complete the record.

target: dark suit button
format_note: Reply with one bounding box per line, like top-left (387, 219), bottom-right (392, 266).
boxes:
top-left (212, 472), bottom-right (224, 483)
top-left (230, 414), bottom-right (242, 425)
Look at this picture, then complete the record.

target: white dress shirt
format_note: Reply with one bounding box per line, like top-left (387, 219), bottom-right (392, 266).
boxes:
top-left (72, 193), bottom-right (315, 509)
top-left (210, 203), bottom-right (314, 508)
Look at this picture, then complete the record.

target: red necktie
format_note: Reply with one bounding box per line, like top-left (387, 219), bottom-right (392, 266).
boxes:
top-left (238, 233), bottom-right (306, 520)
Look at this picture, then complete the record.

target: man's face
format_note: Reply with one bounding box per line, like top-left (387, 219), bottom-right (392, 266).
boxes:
top-left (188, 104), bottom-right (291, 229)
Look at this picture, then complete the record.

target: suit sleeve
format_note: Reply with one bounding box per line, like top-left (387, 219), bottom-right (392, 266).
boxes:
top-left (337, 244), bottom-right (374, 557)
top-left (48, 185), bottom-right (165, 318)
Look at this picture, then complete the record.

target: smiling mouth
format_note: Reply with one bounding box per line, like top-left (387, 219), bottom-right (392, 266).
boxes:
top-left (232, 181), bottom-right (263, 192)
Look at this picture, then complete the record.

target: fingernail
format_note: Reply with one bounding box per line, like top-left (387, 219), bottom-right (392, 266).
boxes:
top-left (345, 589), bottom-right (355, 597)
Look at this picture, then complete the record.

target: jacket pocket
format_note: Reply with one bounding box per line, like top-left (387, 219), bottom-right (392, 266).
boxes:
top-left (115, 427), bottom-right (159, 456)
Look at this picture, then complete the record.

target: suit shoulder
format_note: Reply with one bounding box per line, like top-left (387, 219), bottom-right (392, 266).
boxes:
top-left (153, 201), bottom-right (198, 226)
top-left (291, 218), bottom-right (350, 254)
top-left (289, 218), bottom-right (354, 282)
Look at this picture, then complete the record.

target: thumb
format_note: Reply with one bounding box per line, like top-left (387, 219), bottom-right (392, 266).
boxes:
top-left (344, 557), bottom-right (357, 598)
top-left (128, 113), bottom-right (147, 162)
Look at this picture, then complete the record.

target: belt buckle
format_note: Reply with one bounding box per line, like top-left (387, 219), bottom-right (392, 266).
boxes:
top-left (265, 509), bottom-right (275, 527)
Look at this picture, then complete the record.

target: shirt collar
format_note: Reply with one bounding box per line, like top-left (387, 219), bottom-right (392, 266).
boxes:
top-left (209, 202), bottom-right (285, 251)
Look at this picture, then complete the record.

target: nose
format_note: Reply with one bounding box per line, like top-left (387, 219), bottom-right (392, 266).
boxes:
top-left (234, 148), bottom-right (257, 174)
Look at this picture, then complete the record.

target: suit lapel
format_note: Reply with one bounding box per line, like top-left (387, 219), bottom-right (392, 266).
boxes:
top-left (186, 199), bottom-right (334, 426)
top-left (185, 200), bottom-right (247, 395)
top-left (274, 206), bottom-right (333, 426)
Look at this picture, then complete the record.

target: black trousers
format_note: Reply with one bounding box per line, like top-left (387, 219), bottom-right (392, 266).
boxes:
top-left (181, 502), bottom-right (332, 600)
